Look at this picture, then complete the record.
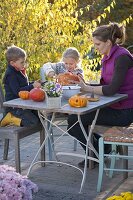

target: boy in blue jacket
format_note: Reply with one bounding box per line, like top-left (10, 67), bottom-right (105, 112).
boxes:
top-left (0, 45), bottom-right (41, 127)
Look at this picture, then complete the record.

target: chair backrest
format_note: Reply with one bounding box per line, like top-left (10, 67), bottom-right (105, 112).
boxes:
top-left (127, 45), bottom-right (133, 54)
top-left (0, 84), bottom-right (5, 114)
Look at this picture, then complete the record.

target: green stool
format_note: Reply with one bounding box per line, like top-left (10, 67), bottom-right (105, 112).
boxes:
top-left (97, 127), bottom-right (133, 192)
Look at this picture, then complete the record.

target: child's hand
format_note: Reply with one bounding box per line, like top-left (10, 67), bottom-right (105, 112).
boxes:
top-left (33, 80), bottom-right (41, 88)
top-left (47, 71), bottom-right (55, 78)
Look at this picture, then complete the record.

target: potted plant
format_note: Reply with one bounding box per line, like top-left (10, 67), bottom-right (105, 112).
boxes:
top-left (43, 81), bottom-right (62, 108)
top-left (0, 165), bottom-right (38, 200)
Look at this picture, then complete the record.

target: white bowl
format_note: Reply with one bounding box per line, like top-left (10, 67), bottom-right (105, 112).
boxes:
top-left (62, 85), bottom-right (81, 99)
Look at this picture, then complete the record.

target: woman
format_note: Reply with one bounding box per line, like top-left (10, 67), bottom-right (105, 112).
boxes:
top-left (67, 22), bottom-right (133, 167)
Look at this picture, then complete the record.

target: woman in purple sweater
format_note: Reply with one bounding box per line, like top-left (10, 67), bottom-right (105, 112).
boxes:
top-left (67, 22), bottom-right (133, 167)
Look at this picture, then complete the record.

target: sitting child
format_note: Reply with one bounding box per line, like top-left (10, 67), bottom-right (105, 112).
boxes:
top-left (0, 45), bottom-right (41, 127)
top-left (40, 47), bottom-right (84, 82)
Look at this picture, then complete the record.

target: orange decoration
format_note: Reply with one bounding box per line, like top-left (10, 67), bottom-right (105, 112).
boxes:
top-left (29, 88), bottom-right (45, 102)
top-left (68, 95), bottom-right (88, 108)
top-left (56, 72), bottom-right (80, 85)
top-left (18, 91), bottom-right (29, 100)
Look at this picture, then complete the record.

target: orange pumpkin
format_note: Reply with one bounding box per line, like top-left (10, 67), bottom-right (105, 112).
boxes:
top-left (18, 91), bottom-right (29, 100)
top-left (29, 88), bottom-right (45, 102)
top-left (68, 95), bottom-right (88, 108)
top-left (56, 72), bottom-right (80, 85)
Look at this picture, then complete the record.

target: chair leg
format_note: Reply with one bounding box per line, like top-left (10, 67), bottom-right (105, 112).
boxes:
top-left (109, 144), bottom-right (117, 178)
top-left (89, 134), bottom-right (94, 169)
top-left (73, 139), bottom-right (77, 151)
top-left (3, 139), bottom-right (9, 160)
top-left (14, 135), bottom-right (21, 173)
top-left (123, 146), bottom-right (128, 179)
top-left (97, 137), bottom-right (104, 192)
top-left (40, 129), bottom-right (45, 167)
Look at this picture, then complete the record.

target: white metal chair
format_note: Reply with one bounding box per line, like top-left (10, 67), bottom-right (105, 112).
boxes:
top-left (0, 85), bottom-right (45, 173)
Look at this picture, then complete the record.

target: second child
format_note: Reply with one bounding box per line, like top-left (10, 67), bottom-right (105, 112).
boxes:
top-left (40, 47), bottom-right (84, 81)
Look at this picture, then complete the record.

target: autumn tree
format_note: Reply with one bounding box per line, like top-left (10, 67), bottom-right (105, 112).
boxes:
top-left (0, 0), bottom-right (132, 83)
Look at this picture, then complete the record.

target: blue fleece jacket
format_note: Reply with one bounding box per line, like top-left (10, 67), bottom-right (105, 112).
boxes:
top-left (3, 64), bottom-right (34, 105)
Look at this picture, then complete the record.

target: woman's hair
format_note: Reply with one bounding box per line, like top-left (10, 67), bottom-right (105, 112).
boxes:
top-left (62, 47), bottom-right (80, 62)
top-left (5, 45), bottom-right (27, 63)
top-left (92, 22), bottom-right (126, 45)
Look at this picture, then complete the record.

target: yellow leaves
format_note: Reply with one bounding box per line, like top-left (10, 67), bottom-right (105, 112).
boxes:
top-left (104, 0), bottom-right (116, 13)
top-left (106, 192), bottom-right (133, 200)
top-left (129, 15), bottom-right (132, 21)
top-left (79, 8), bottom-right (83, 16)
top-left (91, 0), bottom-right (116, 25)
top-left (0, 0), bottom-right (132, 83)
top-left (86, 5), bottom-right (90, 11)
top-left (49, 11), bottom-right (54, 18)
top-left (84, 69), bottom-right (100, 83)
top-left (110, 0), bottom-right (116, 8)
top-left (97, 16), bottom-right (101, 23)
top-left (101, 13), bottom-right (107, 19)
top-left (106, 196), bottom-right (123, 200)
top-left (122, 15), bottom-right (133, 26)
top-left (105, 6), bottom-right (111, 13)
top-left (75, 11), bottom-right (78, 18)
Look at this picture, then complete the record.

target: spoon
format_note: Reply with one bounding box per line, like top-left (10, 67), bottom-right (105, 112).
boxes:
top-left (90, 91), bottom-right (95, 98)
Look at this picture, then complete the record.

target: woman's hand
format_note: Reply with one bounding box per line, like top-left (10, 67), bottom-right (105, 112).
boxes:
top-left (47, 71), bottom-right (55, 78)
top-left (77, 76), bottom-right (88, 91)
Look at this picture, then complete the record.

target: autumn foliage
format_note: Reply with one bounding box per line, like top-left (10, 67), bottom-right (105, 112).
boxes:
top-left (0, 0), bottom-right (132, 85)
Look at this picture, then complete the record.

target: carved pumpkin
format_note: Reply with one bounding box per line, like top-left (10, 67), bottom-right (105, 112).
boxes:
top-left (18, 91), bottom-right (29, 100)
top-left (29, 88), bottom-right (45, 102)
top-left (56, 72), bottom-right (80, 85)
top-left (68, 95), bottom-right (88, 108)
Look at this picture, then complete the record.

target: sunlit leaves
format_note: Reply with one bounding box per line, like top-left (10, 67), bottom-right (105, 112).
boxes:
top-left (0, 0), bottom-right (132, 82)
top-left (122, 15), bottom-right (133, 26)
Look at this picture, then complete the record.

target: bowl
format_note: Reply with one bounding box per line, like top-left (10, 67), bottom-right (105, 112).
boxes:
top-left (62, 85), bottom-right (81, 99)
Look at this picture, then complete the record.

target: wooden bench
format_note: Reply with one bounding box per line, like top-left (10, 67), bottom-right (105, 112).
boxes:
top-left (0, 85), bottom-right (45, 173)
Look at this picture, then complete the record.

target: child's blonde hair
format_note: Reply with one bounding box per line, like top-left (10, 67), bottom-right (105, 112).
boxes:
top-left (61, 47), bottom-right (81, 67)
top-left (5, 45), bottom-right (27, 63)
top-left (62, 47), bottom-right (80, 60)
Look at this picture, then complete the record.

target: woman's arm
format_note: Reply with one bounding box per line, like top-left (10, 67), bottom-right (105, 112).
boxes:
top-left (78, 55), bottom-right (133, 96)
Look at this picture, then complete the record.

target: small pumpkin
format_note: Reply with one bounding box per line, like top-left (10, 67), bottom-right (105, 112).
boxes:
top-left (68, 95), bottom-right (88, 108)
top-left (18, 91), bottom-right (29, 100)
top-left (56, 72), bottom-right (80, 85)
top-left (29, 88), bottom-right (45, 102)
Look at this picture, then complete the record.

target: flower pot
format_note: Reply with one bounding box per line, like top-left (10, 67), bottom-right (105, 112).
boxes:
top-left (46, 96), bottom-right (61, 109)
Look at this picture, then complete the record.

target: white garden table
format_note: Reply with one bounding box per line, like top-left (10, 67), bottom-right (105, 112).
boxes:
top-left (3, 93), bottom-right (127, 193)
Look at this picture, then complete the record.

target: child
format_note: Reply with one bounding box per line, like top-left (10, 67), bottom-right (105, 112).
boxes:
top-left (0, 45), bottom-right (41, 127)
top-left (40, 47), bottom-right (83, 82)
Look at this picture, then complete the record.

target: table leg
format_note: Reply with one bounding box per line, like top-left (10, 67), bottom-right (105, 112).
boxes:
top-left (78, 109), bottom-right (100, 193)
top-left (27, 112), bottom-right (57, 176)
top-left (27, 109), bottom-right (100, 194)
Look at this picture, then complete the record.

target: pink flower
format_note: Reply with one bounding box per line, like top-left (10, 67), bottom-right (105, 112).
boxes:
top-left (0, 165), bottom-right (38, 200)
